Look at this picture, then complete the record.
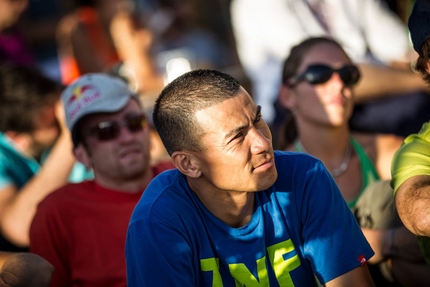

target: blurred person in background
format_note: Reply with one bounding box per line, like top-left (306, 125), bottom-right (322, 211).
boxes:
top-left (230, 0), bottom-right (429, 138)
top-left (0, 62), bottom-right (91, 252)
top-left (137, 0), bottom-right (233, 72)
top-left (30, 73), bottom-right (174, 287)
top-left (0, 0), bottom-right (34, 66)
top-left (278, 36), bottom-right (430, 286)
top-left (56, 0), bottom-right (162, 92)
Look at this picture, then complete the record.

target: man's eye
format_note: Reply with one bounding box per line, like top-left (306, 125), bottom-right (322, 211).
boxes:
top-left (233, 132), bottom-right (244, 140)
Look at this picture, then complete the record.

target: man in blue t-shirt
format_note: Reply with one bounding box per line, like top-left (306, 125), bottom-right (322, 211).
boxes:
top-left (126, 69), bottom-right (375, 286)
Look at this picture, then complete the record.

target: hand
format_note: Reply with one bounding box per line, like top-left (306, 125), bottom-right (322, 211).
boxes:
top-left (55, 100), bottom-right (69, 133)
top-left (0, 253), bottom-right (54, 287)
top-left (110, 11), bottom-right (153, 55)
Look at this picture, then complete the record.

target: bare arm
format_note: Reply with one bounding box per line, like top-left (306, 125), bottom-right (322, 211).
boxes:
top-left (0, 252), bottom-right (54, 287)
top-left (324, 265), bottom-right (374, 287)
top-left (0, 103), bottom-right (76, 247)
top-left (56, 13), bottom-right (106, 77)
top-left (395, 175), bottom-right (430, 237)
top-left (109, 11), bottom-right (164, 95)
top-left (354, 63), bottom-right (427, 103)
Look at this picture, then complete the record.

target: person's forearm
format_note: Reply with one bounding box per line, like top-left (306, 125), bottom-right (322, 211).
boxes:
top-left (0, 252), bottom-right (12, 269)
top-left (395, 176), bottom-right (430, 238)
top-left (353, 63), bottom-right (427, 103)
top-left (110, 11), bottom-right (164, 94)
top-left (1, 133), bottom-right (75, 247)
top-left (398, 195), bottom-right (430, 237)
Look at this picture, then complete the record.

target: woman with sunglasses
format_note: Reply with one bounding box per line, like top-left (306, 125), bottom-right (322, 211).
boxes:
top-left (278, 37), bottom-right (430, 286)
top-left (278, 37), bottom-right (402, 207)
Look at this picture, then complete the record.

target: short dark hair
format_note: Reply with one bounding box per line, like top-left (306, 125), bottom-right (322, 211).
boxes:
top-left (0, 63), bottom-right (62, 133)
top-left (153, 69), bottom-right (241, 155)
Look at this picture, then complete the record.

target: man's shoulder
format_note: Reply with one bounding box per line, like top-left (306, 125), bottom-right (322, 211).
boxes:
top-left (131, 169), bottom-right (188, 222)
top-left (274, 150), bottom-right (321, 170)
top-left (142, 169), bottom-right (182, 203)
top-left (272, 150), bottom-right (328, 193)
top-left (151, 160), bottom-right (176, 176)
top-left (38, 181), bottom-right (92, 208)
top-left (407, 121), bottom-right (430, 143)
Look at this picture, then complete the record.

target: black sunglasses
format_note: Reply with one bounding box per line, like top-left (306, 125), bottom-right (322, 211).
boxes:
top-left (287, 64), bottom-right (361, 87)
top-left (84, 113), bottom-right (147, 141)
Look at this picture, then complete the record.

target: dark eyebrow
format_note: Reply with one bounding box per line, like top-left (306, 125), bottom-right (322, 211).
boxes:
top-left (223, 105), bottom-right (261, 142)
top-left (254, 106), bottom-right (262, 122)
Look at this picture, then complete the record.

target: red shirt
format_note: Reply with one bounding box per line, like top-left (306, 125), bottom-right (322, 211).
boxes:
top-left (30, 161), bottom-right (174, 287)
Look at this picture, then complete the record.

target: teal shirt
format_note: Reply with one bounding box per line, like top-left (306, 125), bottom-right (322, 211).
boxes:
top-left (0, 133), bottom-right (40, 189)
top-left (0, 132), bottom-right (93, 190)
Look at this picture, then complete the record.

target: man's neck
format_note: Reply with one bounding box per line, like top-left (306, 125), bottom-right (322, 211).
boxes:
top-left (95, 167), bottom-right (154, 194)
top-left (187, 178), bottom-right (255, 228)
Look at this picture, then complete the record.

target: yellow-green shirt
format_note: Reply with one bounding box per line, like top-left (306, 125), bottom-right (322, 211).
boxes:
top-left (391, 122), bottom-right (430, 266)
top-left (391, 122), bottom-right (430, 192)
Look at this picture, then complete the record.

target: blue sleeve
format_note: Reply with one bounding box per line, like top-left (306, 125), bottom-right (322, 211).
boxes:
top-left (298, 160), bottom-right (374, 283)
top-left (125, 216), bottom-right (196, 286)
top-left (0, 159), bottom-right (12, 189)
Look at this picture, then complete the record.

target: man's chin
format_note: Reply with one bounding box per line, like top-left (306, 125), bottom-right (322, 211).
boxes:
top-left (259, 169), bottom-right (278, 191)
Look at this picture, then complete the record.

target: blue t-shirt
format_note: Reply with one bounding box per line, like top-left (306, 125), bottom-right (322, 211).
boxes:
top-left (126, 151), bottom-right (374, 286)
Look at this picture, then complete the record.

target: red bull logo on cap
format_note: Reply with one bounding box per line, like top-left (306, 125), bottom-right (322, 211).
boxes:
top-left (67, 85), bottom-right (94, 105)
top-left (67, 84), bottom-right (101, 120)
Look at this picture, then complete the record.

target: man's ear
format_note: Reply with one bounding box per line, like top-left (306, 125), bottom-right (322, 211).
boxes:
top-left (278, 85), bottom-right (295, 110)
top-left (171, 151), bottom-right (202, 178)
top-left (73, 144), bottom-right (91, 169)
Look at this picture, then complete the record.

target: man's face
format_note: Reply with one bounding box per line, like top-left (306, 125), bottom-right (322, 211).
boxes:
top-left (192, 88), bottom-right (277, 193)
top-left (78, 99), bottom-right (151, 182)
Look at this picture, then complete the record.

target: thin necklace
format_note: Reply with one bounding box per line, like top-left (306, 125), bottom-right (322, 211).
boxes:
top-left (296, 140), bottom-right (352, 177)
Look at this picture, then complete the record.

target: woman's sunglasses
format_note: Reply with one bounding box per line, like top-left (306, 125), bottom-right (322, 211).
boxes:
top-left (286, 64), bottom-right (361, 87)
top-left (84, 113), bottom-right (147, 142)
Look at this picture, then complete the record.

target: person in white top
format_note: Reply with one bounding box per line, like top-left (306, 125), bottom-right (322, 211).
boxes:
top-left (230, 0), bottom-right (427, 132)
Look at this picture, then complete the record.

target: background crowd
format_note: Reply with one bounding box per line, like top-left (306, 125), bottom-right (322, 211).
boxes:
top-left (0, 0), bottom-right (429, 286)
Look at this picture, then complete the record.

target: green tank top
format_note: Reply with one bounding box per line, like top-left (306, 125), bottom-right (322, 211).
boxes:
top-left (294, 137), bottom-right (379, 208)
